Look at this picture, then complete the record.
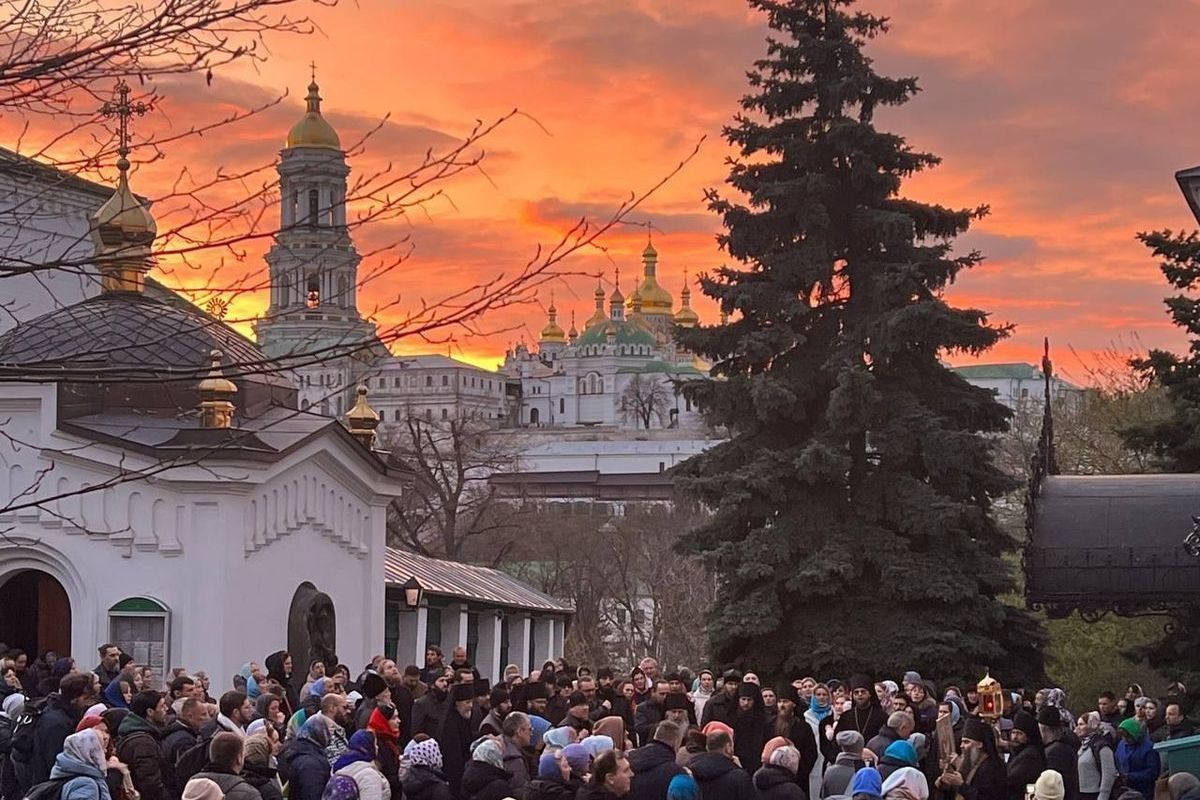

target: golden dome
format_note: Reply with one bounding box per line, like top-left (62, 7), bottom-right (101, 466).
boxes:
top-left (674, 277), bottom-right (700, 328)
top-left (540, 295), bottom-right (567, 342)
top-left (633, 242), bottom-right (673, 315)
top-left (586, 280), bottom-right (607, 327)
top-left (286, 81), bottom-right (341, 150)
top-left (568, 312), bottom-right (578, 341)
top-left (346, 383), bottom-right (380, 425)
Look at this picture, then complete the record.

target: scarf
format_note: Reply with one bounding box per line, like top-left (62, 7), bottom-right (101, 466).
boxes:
top-left (63, 729), bottom-right (108, 773)
top-left (406, 738), bottom-right (443, 770)
top-left (543, 727), bottom-right (575, 752)
top-left (103, 677), bottom-right (128, 709)
top-left (470, 737), bottom-right (504, 768)
top-left (809, 695), bottom-right (832, 722)
top-left (331, 730), bottom-right (377, 772)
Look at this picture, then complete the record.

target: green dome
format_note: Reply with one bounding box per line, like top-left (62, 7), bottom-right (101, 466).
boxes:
top-left (575, 319), bottom-right (655, 348)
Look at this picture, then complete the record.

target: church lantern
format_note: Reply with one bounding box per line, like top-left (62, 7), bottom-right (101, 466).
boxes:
top-left (198, 350), bottom-right (238, 429)
top-left (976, 671), bottom-right (1004, 720)
top-left (345, 383), bottom-right (380, 448)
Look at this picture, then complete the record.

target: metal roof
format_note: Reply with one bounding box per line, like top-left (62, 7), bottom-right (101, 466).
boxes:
top-left (384, 547), bottom-right (574, 614)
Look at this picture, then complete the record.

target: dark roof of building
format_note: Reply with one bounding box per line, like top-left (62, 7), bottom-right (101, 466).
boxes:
top-left (1026, 474), bottom-right (1200, 614)
top-left (384, 547), bottom-right (574, 614)
top-left (951, 363), bottom-right (1043, 380)
top-left (0, 291), bottom-right (276, 380)
top-left (490, 469), bottom-right (676, 500)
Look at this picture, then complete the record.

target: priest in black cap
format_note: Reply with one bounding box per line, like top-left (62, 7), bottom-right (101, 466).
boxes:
top-left (700, 669), bottom-right (742, 727)
top-left (937, 717), bottom-right (1007, 800)
top-left (733, 681), bottom-right (770, 773)
top-left (835, 674), bottom-right (887, 741)
top-left (663, 690), bottom-right (692, 728)
top-left (1039, 705), bottom-right (1080, 800)
top-left (775, 684), bottom-right (818, 781)
top-left (1004, 710), bottom-right (1046, 800)
top-left (524, 679), bottom-right (550, 721)
top-left (437, 682), bottom-right (478, 797)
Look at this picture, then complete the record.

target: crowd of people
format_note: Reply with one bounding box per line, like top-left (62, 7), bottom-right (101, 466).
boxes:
top-left (0, 644), bottom-right (1198, 800)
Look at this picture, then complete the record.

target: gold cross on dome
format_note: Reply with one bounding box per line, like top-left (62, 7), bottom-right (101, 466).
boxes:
top-left (100, 80), bottom-right (149, 170)
top-left (310, 61), bottom-right (317, 82)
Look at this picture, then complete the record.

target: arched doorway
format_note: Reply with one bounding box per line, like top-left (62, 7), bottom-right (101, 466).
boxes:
top-left (529, 407), bottom-right (539, 426)
top-left (0, 569), bottom-right (71, 657)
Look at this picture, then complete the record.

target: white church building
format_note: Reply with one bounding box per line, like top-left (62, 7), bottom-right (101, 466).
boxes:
top-left (0, 79), bottom-right (570, 684)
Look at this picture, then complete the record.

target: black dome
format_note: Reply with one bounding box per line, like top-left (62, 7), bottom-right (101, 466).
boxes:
top-left (0, 291), bottom-right (294, 417)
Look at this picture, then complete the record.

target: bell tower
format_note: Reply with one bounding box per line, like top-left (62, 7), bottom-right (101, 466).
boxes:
top-left (255, 75), bottom-right (381, 415)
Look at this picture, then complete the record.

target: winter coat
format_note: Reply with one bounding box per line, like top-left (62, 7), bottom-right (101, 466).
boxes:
top-left (627, 740), bottom-right (684, 800)
top-left (279, 736), bottom-right (330, 800)
top-left (500, 736), bottom-right (532, 794)
top-left (190, 769), bottom-right (263, 800)
top-left (822, 753), bottom-right (865, 797)
top-left (632, 702), bottom-right (664, 748)
top-left (866, 726), bottom-right (902, 761)
top-left (334, 760), bottom-right (388, 800)
top-left (576, 785), bottom-right (622, 800)
top-left (1116, 733), bottom-right (1160, 800)
top-left (459, 760), bottom-right (512, 800)
top-left (240, 763), bottom-right (284, 800)
top-left (159, 719), bottom-right (200, 800)
top-left (835, 704), bottom-right (886, 746)
top-left (689, 751), bottom-right (758, 800)
top-left (700, 692), bottom-right (737, 728)
top-left (958, 753), bottom-right (1007, 800)
top-left (755, 764), bottom-right (807, 800)
top-left (1044, 739), bottom-right (1080, 800)
top-left (411, 693), bottom-right (449, 739)
top-left (805, 708), bottom-right (831, 800)
top-left (116, 713), bottom-right (166, 800)
top-left (1078, 740), bottom-right (1117, 800)
top-left (32, 694), bottom-right (83, 785)
top-left (50, 753), bottom-right (112, 800)
top-left (1005, 745), bottom-right (1045, 800)
top-left (401, 764), bottom-right (455, 800)
top-left (778, 717), bottom-right (819, 786)
top-left (526, 776), bottom-right (579, 800)
top-left (436, 707), bottom-right (475, 797)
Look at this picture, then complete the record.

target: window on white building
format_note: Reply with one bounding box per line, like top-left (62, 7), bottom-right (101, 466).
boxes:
top-left (441, 408), bottom-right (448, 420)
top-left (426, 376), bottom-right (433, 387)
top-left (442, 375), bottom-right (449, 387)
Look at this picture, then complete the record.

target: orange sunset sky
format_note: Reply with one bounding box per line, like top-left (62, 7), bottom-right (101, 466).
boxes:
top-left (24, 0), bottom-right (1200, 381)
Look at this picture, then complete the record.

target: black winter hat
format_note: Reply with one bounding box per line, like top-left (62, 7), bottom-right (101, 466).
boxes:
top-left (361, 673), bottom-right (388, 698)
top-left (524, 681), bottom-right (548, 701)
top-left (737, 682), bottom-right (761, 700)
top-left (664, 692), bottom-right (691, 711)
top-left (451, 683), bottom-right (475, 702)
top-left (722, 669), bottom-right (743, 685)
top-left (1036, 705), bottom-right (1064, 727)
top-left (474, 679), bottom-right (491, 698)
top-left (778, 684), bottom-right (800, 705)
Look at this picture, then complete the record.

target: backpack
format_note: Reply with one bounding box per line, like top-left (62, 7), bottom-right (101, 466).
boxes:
top-left (320, 774), bottom-right (360, 800)
top-left (22, 777), bottom-right (67, 800)
top-left (9, 697), bottom-right (50, 764)
top-left (172, 732), bottom-right (214, 791)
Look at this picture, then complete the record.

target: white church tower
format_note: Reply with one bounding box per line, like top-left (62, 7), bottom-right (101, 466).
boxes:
top-left (255, 76), bottom-right (380, 416)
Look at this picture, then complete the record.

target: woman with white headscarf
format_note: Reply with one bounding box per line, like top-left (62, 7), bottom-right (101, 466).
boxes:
top-left (52, 729), bottom-right (114, 800)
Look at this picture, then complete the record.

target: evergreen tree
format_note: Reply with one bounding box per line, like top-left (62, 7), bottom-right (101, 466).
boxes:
top-left (1121, 232), bottom-right (1200, 687)
top-left (1124, 231), bottom-right (1200, 469)
top-left (675, 0), bottom-right (1045, 684)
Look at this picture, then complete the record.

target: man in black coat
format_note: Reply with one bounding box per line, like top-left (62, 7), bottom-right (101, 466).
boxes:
top-left (412, 672), bottom-right (451, 738)
top-left (732, 682), bottom-right (769, 775)
top-left (627, 720), bottom-right (685, 800)
top-left (775, 685), bottom-right (819, 781)
top-left (1005, 711), bottom-right (1046, 800)
top-left (25, 672), bottom-right (95, 785)
top-left (937, 718), bottom-right (1007, 800)
top-left (162, 698), bottom-right (207, 800)
top-left (634, 681), bottom-right (669, 746)
top-left (1039, 706), bottom-right (1080, 800)
top-left (690, 729), bottom-right (757, 800)
top-left (699, 670), bottom-right (741, 728)
top-left (836, 674), bottom-right (887, 743)
top-left (435, 683), bottom-right (477, 798)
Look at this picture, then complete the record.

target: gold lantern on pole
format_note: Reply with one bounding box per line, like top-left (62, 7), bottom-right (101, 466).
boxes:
top-left (976, 670), bottom-right (1004, 720)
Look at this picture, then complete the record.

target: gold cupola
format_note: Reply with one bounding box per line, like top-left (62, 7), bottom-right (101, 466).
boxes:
top-left (609, 267), bottom-right (625, 320)
top-left (286, 76), bottom-right (341, 150)
top-left (198, 350), bottom-right (238, 429)
top-left (632, 239), bottom-right (673, 316)
top-left (92, 81), bottom-right (156, 293)
top-left (345, 383), bottom-right (381, 448)
top-left (586, 279), bottom-right (608, 327)
top-left (674, 269), bottom-right (700, 328)
top-left (568, 312), bottom-right (578, 343)
top-left (540, 293), bottom-right (567, 342)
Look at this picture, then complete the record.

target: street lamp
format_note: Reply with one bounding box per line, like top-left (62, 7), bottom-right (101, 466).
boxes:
top-left (400, 576), bottom-right (423, 609)
top-left (1175, 165), bottom-right (1200, 224)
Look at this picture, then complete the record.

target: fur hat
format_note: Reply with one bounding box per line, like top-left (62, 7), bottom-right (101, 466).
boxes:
top-left (664, 692), bottom-right (691, 711)
top-left (360, 673), bottom-right (388, 699)
top-left (450, 683), bottom-right (475, 702)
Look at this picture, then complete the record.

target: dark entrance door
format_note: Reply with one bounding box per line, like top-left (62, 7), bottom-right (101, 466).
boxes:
top-left (0, 570), bottom-right (72, 657)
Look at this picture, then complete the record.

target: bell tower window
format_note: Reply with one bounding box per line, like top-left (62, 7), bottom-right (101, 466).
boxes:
top-left (308, 188), bottom-right (319, 227)
top-left (306, 275), bottom-right (320, 307)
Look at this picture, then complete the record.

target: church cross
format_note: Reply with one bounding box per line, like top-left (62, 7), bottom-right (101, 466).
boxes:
top-left (100, 80), bottom-right (149, 171)
top-left (310, 61), bottom-right (317, 82)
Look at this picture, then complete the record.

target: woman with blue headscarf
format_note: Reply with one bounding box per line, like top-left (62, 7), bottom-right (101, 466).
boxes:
top-left (460, 738), bottom-right (511, 800)
top-left (281, 717), bottom-right (330, 800)
top-left (332, 730), bottom-right (387, 800)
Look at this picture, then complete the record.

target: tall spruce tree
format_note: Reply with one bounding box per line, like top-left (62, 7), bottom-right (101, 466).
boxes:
top-left (675, 0), bottom-right (1045, 683)
top-left (1121, 231), bottom-right (1200, 686)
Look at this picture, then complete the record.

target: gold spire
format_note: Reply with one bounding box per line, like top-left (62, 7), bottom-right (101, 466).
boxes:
top-left (674, 268), bottom-right (700, 327)
top-left (286, 69), bottom-right (341, 150)
top-left (632, 234), bottom-right (672, 316)
top-left (198, 350), bottom-right (237, 429)
top-left (346, 383), bottom-right (381, 448)
top-left (93, 80), bottom-right (155, 294)
top-left (609, 267), bottom-right (625, 320)
top-left (540, 291), bottom-right (566, 342)
top-left (586, 277), bottom-right (607, 327)
top-left (629, 286), bottom-right (644, 316)
top-left (568, 311), bottom-right (578, 341)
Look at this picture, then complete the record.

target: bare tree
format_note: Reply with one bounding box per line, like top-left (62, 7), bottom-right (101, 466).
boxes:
top-left (618, 374), bottom-right (671, 430)
top-left (383, 415), bottom-right (528, 561)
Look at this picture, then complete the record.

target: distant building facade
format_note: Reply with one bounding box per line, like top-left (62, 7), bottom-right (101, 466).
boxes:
top-left (951, 362), bottom-right (1081, 410)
